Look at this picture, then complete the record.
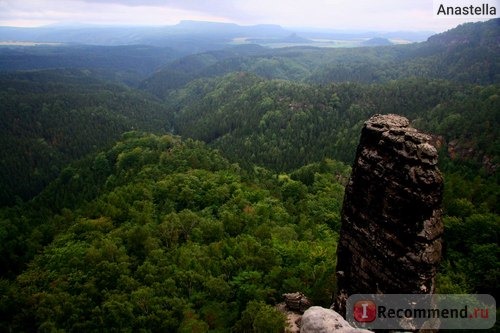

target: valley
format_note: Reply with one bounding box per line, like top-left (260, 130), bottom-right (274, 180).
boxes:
top-left (0, 18), bottom-right (498, 332)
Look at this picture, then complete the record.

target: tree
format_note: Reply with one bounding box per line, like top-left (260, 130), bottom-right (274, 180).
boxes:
top-left (233, 301), bottom-right (286, 333)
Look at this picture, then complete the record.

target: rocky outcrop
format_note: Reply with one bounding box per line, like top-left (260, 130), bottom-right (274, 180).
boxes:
top-left (276, 293), bottom-right (313, 333)
top-left (283, 292), bottom-right (313, 313)
top-left (301, 307), bottom-right (373, 333)
top-left (334, 114), bottom-right (444, 313)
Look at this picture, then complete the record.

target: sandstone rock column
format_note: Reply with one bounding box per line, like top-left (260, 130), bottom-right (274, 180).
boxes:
top-left (334, 114), bottom-right (443, 314)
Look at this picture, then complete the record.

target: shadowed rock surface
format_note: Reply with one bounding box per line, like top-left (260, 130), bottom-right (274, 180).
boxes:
top-left (334, 114), bottom-right (444, 314)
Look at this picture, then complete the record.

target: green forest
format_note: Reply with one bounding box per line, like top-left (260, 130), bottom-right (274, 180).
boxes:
top-left (0, 19), bottom-right (499, 332)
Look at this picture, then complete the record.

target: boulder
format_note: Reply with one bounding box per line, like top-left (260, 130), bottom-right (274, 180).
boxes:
top-left (300, 306), bottom-right (372, 333)
top-left (283, 292), bottom-right (313, 313)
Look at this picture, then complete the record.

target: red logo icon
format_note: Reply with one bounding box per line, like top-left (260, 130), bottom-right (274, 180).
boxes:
top-left (353, 300), bottom-right (377, 322)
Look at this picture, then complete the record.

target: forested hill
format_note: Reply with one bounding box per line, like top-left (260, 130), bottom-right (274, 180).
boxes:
top-left (0, 133), bottom-right (497, 331)
top-left (0, 132), bottom-right (348, 331)
top-left (0, 69), bottom-right (173, 206)
top-left (428, 17), bottom-right (499, 47)
top-left (1, 19), bottom-right (497, 93)
top-left (143, 18), bottom-right (499, 98)
top-left (0, 45), bottom-right (179, 84)
top-left (167, 73), bottom-right (499, 176)
top-left (0, 18), bottom-right (498, 332)
top-left (0, 19), bottom-right (498, 206)
top-left (423, 18), bottom-right (499, 83)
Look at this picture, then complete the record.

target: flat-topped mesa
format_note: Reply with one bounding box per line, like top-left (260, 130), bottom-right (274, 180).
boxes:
top-left (334, 114), bottom-right (444, 315)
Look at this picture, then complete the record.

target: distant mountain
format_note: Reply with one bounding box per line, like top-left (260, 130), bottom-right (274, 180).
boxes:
top-left (142, 19), bottom-right (499, 98)
top-left (246, 33), bottom-right (313, 44)
top-left (0, 21), bottom-right (289, 48)
top-left (361, 37), bottom-right (393, 46)
top-left (413, 18), bottom-right (499, 83)
top-left (0, 20), bottom-right (432, 48)
top-left (307, 18), bottom-right (499, 85)
top-left (427, 18), bottom-right (499, 47)
top-left (172, 20), bottom-right (288, 37)
top-left (0, 25), bottom-right (156, 45)
top-left (0, 19), bottom-right (496, 206)
top-left (297, 29), bottom-right (433, 43)
top-left (0, 44), bottom-right (178, 82)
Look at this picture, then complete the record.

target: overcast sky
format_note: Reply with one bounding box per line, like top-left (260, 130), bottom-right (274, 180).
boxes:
top-left (0, 0), bottom-right (497, 32)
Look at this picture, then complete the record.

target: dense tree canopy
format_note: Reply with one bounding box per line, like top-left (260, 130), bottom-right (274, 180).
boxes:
top-left (0, 70), bottom-right (173, 206)
top-left (167, 72), bottom-right (499, 180)
top-left (0, 18), bottom-right (498, 332)
top-left (0, 133), bottom-right (348, 331)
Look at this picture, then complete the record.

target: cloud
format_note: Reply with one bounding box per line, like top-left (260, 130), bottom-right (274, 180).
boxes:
top-left (0, 0), bottom-right (494, 31)
top-left (0, 0), bottom-right (233, 26)
top-left (232, 0), bottom-right (436, 30)
top-left (80, 0), bottom-right (242, 20)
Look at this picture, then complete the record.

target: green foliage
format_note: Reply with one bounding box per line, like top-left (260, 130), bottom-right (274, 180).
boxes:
top-left (437, 171), bottom-right (499, 299)
top-left (233, 301), bottom-right (286, 333)
top-left (144, 19), bottom-right (498, 99)
top-left (0, 19), bottom-right (498, 332)
top-left (1, 133), bottom-right (344, 331)
top-left (167, 71), bottom-right (499, 176)
top-left (0, 45), bottom-right (178, 80)
top-left (0, 70), bottom-right (173, 206)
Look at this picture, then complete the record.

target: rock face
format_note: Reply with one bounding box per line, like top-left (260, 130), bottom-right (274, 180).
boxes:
top-left (334, 114), bottom-right (444, 313)
top-left (301, 307), bottom-right (373, 333)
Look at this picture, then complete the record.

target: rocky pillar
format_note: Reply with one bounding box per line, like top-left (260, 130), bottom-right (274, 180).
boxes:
top-left (334, 114), bottom-right (443, 314)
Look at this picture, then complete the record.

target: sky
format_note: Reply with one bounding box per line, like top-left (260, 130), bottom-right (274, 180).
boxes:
top-left (0, 0), bottom-right (498, 32)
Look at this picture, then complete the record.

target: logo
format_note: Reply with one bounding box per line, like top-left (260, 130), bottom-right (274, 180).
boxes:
top-left (347, 294), bottom-right (496, 330)
top-left (353, 300), bottom-right (377, 322)
top-left (433, 0), bottom-right (498, 18)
